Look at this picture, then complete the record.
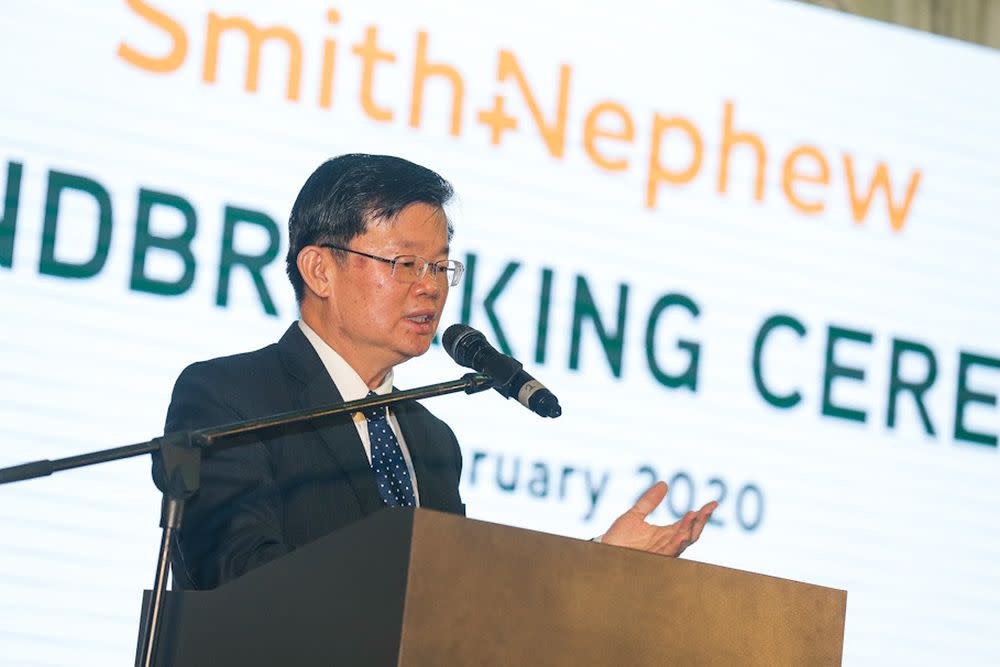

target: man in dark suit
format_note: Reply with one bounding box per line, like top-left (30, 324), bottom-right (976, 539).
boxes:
top-left (165, 154), bottom-right (716, 590)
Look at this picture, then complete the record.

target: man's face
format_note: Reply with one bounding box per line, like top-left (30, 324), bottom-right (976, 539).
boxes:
top-left (321, 202), bottom-right (450, 382)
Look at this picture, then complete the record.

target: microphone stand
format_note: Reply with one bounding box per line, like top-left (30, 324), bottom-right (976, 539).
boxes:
top-left (0, 372), bottom-right (494, 667)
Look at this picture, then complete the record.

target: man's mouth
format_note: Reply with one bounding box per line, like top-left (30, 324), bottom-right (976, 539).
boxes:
top-left (406, 314), bottom-right (435, 324)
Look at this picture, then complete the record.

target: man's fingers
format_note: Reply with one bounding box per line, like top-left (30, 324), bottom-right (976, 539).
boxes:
top-left (666, 517), bottom-right (694, 556)
top-left (658, 511), bottom-right (694, 555)
top-left (690, 501), bottom-right (718, 543)
top-left (630, 481), bottom-right (668, 519)
top-left (665, 504), bottom-right (715, 556)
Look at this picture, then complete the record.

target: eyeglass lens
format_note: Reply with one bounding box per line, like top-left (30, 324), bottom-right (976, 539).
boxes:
top-left (392, 256), bottom-right (463, 286)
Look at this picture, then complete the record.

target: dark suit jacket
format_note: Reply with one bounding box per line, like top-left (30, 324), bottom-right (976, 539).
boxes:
top-left (162, 323), bottom-right (465, 590)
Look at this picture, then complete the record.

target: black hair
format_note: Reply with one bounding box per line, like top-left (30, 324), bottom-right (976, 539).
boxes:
top-left (285, 153), bottom-right (455, 302)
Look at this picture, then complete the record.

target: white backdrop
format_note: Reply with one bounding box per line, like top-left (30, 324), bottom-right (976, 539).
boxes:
top-left (1, 1), bottom-right (999, 664)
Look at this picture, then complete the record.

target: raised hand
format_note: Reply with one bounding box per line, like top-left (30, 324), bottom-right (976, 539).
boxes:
top-left (600, 481), bottom-right (717, 556)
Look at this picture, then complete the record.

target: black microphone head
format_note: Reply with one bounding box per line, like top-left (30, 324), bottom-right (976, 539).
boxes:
top-left (533, 391), bottom-right (562, 419)
top-left (442, 324), bottom-right (485, 367)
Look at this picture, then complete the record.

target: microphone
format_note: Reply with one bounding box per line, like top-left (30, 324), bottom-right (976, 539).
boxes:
top-left (442, 324), bottom-right (562, 418)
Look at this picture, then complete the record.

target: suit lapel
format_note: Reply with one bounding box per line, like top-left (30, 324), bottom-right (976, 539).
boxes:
top-left (394, 399), bottom-right (438, 510)
top-left (278, 323), bottom-right (384, 516)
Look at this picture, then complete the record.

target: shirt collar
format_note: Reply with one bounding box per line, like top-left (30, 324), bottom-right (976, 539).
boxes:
top-left (298, 320), bottom-right (394, 400)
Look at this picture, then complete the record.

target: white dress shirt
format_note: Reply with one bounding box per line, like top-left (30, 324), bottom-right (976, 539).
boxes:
top-left (298, 320), bottom-right (421, 506)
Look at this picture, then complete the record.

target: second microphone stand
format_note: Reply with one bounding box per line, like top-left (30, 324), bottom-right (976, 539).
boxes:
top-left (0, 372), bottom-right (494, 667)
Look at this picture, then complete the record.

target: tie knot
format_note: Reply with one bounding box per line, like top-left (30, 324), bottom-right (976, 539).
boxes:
top-left (362, 391), bottom-right (385, 421)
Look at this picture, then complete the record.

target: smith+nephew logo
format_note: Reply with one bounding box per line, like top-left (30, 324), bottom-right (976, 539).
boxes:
top-left (115, 0), bottom-right (923, 233)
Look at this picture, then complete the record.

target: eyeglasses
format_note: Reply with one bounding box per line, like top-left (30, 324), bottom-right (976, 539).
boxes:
top-left (320, 243), bottom-right (465, 287)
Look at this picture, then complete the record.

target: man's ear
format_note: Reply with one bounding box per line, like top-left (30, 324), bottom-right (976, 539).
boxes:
top-left (297, 246), bottom-right (335, 298)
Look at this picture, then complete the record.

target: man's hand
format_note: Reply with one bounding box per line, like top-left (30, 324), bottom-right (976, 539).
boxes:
top-left (600, 481), bottom-right (717, 557)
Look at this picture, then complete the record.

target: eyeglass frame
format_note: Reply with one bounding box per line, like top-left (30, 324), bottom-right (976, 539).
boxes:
top-left (319, 242), bottom-right (465, 287)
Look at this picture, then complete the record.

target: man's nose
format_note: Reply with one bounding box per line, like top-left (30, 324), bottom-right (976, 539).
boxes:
top-left (413, 267), bottom-right (444, 297)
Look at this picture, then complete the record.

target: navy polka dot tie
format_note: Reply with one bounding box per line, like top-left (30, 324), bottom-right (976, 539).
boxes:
top-left (363, 392), bottom-right (416, 507)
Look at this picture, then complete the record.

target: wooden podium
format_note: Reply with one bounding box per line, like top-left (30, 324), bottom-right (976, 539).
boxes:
top-left (143, 508), bottom-right (846, 666)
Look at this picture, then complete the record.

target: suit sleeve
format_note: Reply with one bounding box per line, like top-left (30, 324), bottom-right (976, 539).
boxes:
top-left (162, 362), bottom-right (291, 589)
top-left (429, 412), bottom-right (466, 516)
